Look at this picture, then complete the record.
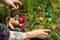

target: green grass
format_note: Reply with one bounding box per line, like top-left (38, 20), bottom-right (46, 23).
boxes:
top-left (0, 0), bottom-right (60, 40)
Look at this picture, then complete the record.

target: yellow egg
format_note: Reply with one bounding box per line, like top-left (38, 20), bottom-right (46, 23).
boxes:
top-left (39, 17), bottom-right (44, 22)
top-left (50, 23), bottom-right (56, 30)
top-left (14, 20), bottom-right (19, 25)
top-left (11, 20), bottom-right (15, 24)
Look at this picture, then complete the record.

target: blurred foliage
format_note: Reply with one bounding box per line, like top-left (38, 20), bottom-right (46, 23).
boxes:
top-left (0, 0), bottom-right (60, 40)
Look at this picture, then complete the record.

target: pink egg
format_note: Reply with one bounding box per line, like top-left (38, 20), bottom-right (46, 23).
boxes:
top-left (19, 23), bottom-right (23, 28)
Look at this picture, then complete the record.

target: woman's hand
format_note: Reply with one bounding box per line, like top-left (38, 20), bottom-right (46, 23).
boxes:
top-left (24, 29), bottom-right (51, 39)
top-left (0, 0), bottom-right (22, 10)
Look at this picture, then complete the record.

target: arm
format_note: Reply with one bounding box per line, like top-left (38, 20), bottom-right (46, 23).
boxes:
top-left (9, 29), bottom-right (50, 40)
top-left (9, 18), bottom-right (14, 29)
top-left (23, 29), bottom-right (50, 39)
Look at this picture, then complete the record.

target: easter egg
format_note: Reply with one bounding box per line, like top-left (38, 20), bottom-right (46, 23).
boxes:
top-left (11, 20), bottom-right (15, 24)
top-left (19, 17), bottom-right (24, 23)
top-left (15, 17), bottom-right (19, 20)
top-left (14, 26), bottom-right (19, 30)
top-left (14, 20), bottom-right (19, 25)
top-left (19, 23), bottom-right (23, 28)
top-left (50, 23), bottom-right (56, 30)
top-left (46, 18), bottom-right (52, 23)
top-left (15, 15), bottom-right (19, 20)
top-left (42, 4), bottom-right (47, 9)
top-left (40, 10), bottom-right (44, 17)
top-left (45, 12), bottom-right (50, 17)
top-left (39, 17), bottom-right (44, 22)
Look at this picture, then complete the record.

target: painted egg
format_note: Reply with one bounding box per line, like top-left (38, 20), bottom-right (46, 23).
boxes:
top-left (18, 17), bottom-right (24, 23)
top-left (11, 20), bottom-right (15, 24)
top-left (39, 17), bottom-right (44, 22)
top-left (15, 17), bottom-right (19, 20)
top-left (40, 10), bottom-right (44, 17)
top-left (42, 4), bottom-right (47, 9)
top-left (19, 23), bottom-right (23, 28)
top-left (14, 26), bottom-right (19, 30)
top-left (15, 15), bottom-right (19, 20)
top-left (46, 18), bottom-right (52, 23)
top-left (50, 23), bottom-right (56, 30)
top-left (45, 12), bottom-right (50, 17)
top-left (14, 20), bottom-right (19, 25)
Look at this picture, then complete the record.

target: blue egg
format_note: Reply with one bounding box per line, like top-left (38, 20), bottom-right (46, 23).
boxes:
top-left (45, 12), bottom-right (50, 17)
top-left (15, 15), bottom-right (19, 20)
top-left (15, 17), bottom-right (19, 20)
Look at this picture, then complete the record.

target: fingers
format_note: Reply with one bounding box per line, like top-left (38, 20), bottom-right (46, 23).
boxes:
top-left (16, 1), bottom-right (22, 5)
top-left (37, 35), bottom-right (47, 39)
top-left (35, 29), bottom-right (51, 33)
top-left (11, 1), bottom-right (22, 10)
top-left (36, 32), bottom-right (48, 39)
top-left (42, 32), bottom-right (48, 35)
top-left (11, 3), bottom-right (17, 10)
top-left (16, 5), bottom-right (19, 9)
top-left (40, 35), bottom-right (47, 39)
top-left (12, 2), bottom-right (19, 10)
top-left (43, 29), bottom-right (51, 33)
top-left (35, 29), bottom-right (50, 39)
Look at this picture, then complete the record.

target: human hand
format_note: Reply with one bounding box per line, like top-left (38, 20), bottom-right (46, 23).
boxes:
top-left (0, 0), bottom-right (22, 10)
top-left (24, 29), bottom-right (50, 39)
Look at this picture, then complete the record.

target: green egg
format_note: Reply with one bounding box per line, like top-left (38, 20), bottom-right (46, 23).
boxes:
top-left (14, 26), bottom-right (19, 30)
top-left (42, 4), bottom-right (47, 9)
top-left (46, 18), bottom-right (52, 23)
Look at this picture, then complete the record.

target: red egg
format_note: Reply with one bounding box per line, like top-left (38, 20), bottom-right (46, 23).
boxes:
top-left (18, 17), bottom-right (24, 23)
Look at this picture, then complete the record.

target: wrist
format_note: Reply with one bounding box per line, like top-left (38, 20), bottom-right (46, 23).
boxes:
top-left (23, 32), bottom-right (36, 39)
top-left (23, 33), bottom-right (29, 39)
